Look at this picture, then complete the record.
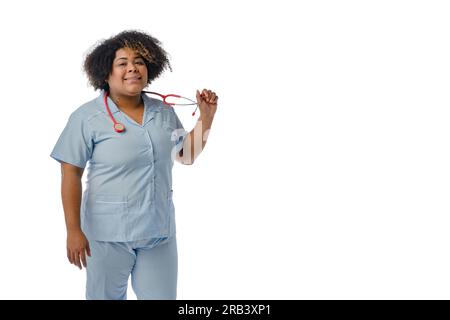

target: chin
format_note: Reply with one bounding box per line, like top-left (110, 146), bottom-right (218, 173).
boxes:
top-left (125, 87), bottom-right (144, 95)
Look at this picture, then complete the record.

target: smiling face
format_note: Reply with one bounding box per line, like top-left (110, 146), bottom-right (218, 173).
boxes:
top-left (106, 47), bottom-right (148, 97)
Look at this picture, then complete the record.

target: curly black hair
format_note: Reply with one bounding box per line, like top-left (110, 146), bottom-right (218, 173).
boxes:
top-left (83, 30), bottom-right (172, 91)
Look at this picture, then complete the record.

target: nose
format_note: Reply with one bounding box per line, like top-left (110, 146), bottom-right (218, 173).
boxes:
top-left (127, 61), bottom-right (140, 73)
top-left (127, 64), bottom-right (138, 73)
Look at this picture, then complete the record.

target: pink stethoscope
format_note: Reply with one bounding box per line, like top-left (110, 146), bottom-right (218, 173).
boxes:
top-left (104, 90), bottom-right (198, 133)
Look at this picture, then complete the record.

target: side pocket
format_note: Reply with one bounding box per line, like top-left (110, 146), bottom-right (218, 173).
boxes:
top-left (88, 194), bottom-right (128, 215)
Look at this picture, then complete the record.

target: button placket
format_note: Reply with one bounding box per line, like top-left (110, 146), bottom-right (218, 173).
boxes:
top-left (144, 129), bottom-right (156, 202)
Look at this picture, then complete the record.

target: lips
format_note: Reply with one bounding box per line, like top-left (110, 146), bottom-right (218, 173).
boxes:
top-left (124, 76), bottom-right (141, 80)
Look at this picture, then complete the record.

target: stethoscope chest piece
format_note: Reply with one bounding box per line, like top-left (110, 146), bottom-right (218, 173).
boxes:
top-left (114, 122), bottom-right (125, 133)
top-left (104, 92), bottom-right (126, 133)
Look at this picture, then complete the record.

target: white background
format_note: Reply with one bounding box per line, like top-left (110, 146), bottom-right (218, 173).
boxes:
top-left (0, 0), bottom-right (449, 299)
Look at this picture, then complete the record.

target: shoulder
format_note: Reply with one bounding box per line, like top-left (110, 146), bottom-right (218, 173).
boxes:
top-left (69, 94), bottom-right (105, 123)
top-left (142, 93), bottom-right (166, 113)
top-left (142, 93), bottom-right (178, 123)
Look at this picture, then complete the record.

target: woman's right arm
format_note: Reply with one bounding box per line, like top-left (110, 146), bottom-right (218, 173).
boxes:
top-left (61, 162), bottom-right (90, 270)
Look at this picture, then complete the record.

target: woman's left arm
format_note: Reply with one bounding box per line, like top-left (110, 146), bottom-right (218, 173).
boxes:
top-left (176, 88), bottom-right (218, 165)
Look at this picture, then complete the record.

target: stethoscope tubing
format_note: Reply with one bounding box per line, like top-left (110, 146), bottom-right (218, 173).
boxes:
top-left (104, 91), bottom-right (198, 133)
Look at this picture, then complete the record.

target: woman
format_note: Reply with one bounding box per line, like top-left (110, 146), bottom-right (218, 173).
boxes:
top-left (50, 30), bottom-right (218, 300)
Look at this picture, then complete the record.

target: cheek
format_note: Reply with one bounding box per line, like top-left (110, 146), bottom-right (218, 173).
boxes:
top-left (141, 66), bottom-right (148, 79)
top-left (110, 70), bottom-right (125, 82)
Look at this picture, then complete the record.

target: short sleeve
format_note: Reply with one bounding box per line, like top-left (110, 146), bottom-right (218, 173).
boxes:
top-left (50, 112), bottom-right (94, 169)
top-left (171, 108), bottom-right (188, 154)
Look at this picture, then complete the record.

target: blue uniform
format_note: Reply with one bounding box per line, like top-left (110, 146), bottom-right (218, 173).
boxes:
top-left (50, 90), bottom-right (187, 299)
top-left (50, 90), bottom-right (187, 241)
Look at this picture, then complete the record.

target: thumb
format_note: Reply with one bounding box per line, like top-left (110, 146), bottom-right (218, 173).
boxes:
top-left (86, 241), bottom-right (91, 257)
top-left (196, 89), bottom-right (202, 103)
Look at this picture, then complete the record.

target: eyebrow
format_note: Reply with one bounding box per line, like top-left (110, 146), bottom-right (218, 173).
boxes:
top-left (115, 56), bottom-right (144, 62)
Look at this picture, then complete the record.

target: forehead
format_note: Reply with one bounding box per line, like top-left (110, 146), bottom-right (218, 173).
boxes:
top-left (114, 47), bottom-right (143, 60)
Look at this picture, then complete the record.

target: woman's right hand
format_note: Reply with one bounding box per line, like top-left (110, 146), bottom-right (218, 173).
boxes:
top-left (67, 229), bottom-right (91, 270)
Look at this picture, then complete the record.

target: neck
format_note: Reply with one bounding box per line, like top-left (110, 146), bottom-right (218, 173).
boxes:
top-left (109, 91), bottom-right (143, 111)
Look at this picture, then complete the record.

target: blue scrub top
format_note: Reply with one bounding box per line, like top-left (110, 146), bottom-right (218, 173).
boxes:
top-left (50, 90), bottom-right (187, 242)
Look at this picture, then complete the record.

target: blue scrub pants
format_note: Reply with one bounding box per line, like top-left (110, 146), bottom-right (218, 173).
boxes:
top-left (85, 235), bottom-right (177, 300)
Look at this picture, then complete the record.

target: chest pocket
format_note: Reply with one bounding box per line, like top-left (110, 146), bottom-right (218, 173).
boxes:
top-left (87, 194), bottom-right (128, 215)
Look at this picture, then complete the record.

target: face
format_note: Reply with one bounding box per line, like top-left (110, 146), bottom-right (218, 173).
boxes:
top-left (106, 47), bottom-right (148, 96)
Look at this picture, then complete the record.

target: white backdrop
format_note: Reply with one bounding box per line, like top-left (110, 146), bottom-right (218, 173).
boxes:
top-left (0, 0), bottom-right (449, 299)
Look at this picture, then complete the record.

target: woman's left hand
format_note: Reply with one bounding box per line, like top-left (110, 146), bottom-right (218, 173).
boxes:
top-left (196, 89), bottom-right (218, 121)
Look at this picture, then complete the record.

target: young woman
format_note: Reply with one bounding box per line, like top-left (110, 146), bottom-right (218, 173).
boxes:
top-left (50, 30), bottom-right (218, 299)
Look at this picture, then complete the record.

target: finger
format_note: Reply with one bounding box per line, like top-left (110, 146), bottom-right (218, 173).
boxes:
top-left (81, 250), bottom-right (87, 269)
top-left (67, 249), bottom-right (72, 264)
top-left (74, 251), bottom-right (82, 269)
top-left (204, 92), bottom-right (211, 102)
top-left (86, 242), bottom-right (91, 257)
top-left (69, 250), bottom-right (75, 265)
